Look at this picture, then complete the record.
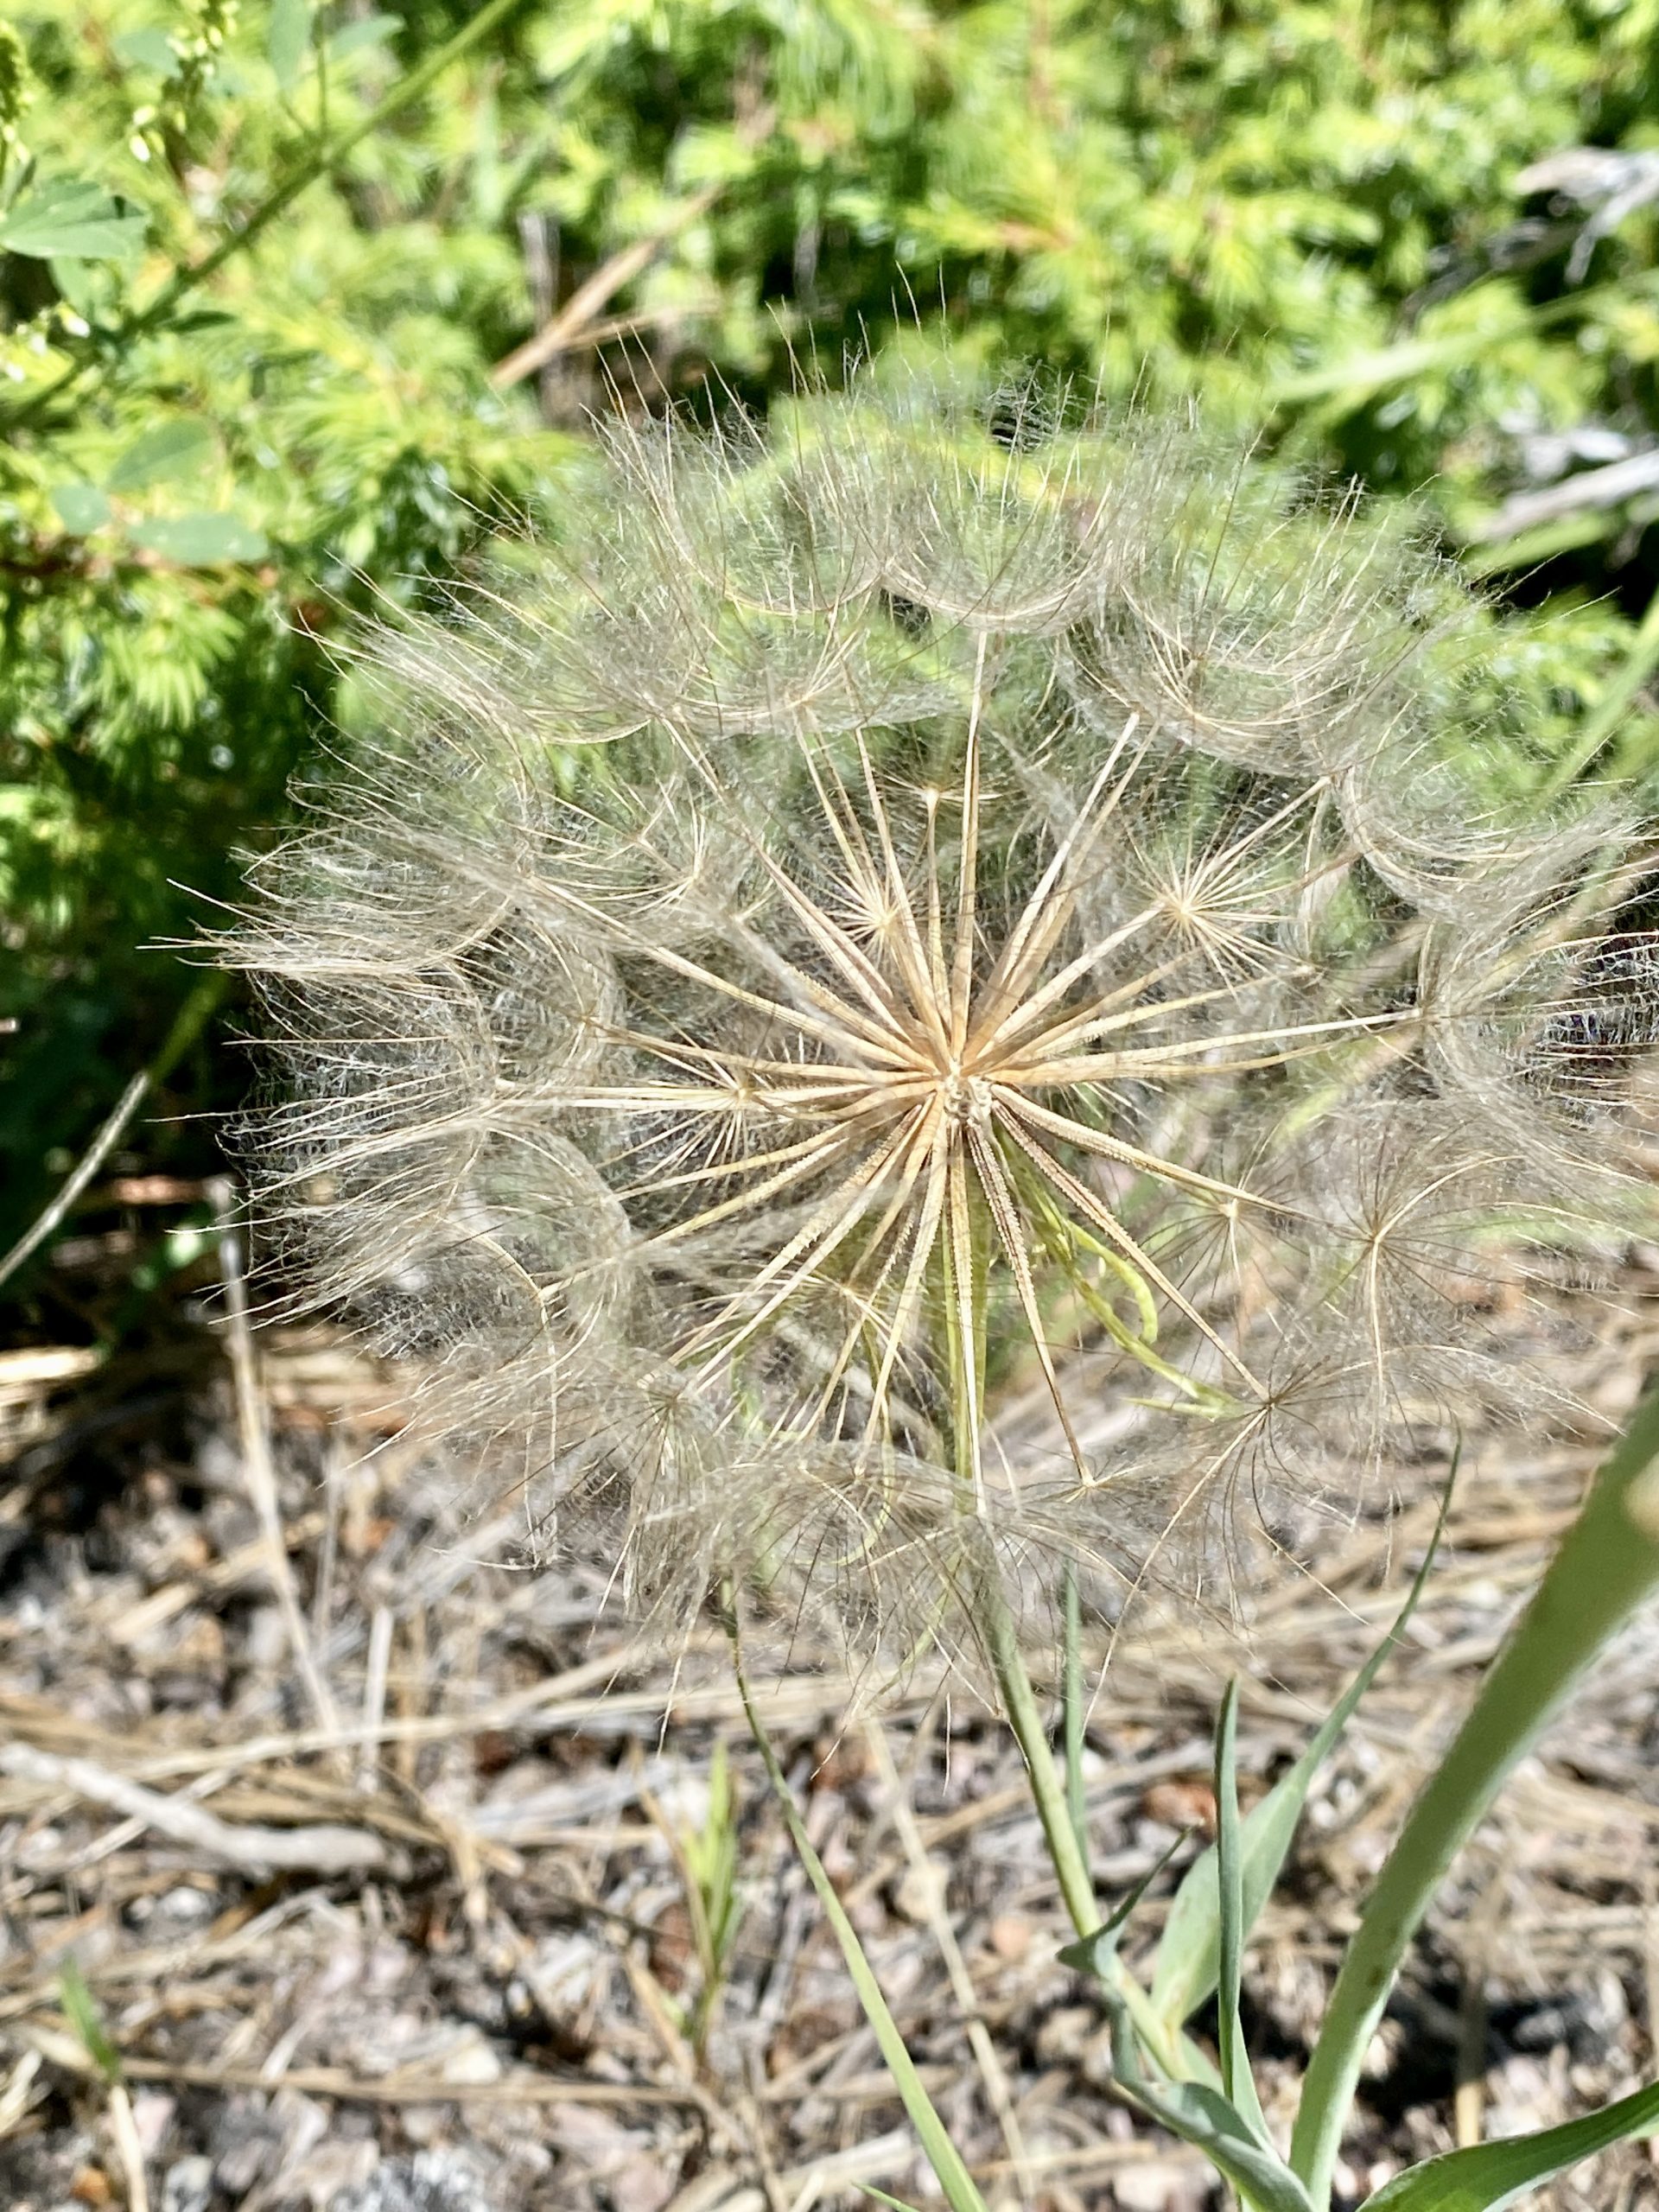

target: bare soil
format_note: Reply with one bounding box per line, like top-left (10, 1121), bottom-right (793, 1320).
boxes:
top-left (4, 1219), bottom-right (1659, 2212)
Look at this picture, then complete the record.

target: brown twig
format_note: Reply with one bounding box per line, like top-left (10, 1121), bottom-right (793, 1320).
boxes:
top-left (0, 1743), bottom-right (389, 1875)
top-left (489, 182), bottom-right (721, 391)
top-left (209, 1177), bottom-right (341, 1746)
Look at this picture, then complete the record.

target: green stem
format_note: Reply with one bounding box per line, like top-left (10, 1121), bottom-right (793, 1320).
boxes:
top-left (940, 1211), bottom-right (1200, 2085)
top-left (9, 0), bottom-right (535, 429)
top-left (1290, 1382), bottom-right (1659, 2208)
top-left (980, 1560), bottom-right (1200, 2082)
top-left (983, 1575), bottom-right (1097, 1936)
top-left (1062, 1562), bottom-right (1089, 1866)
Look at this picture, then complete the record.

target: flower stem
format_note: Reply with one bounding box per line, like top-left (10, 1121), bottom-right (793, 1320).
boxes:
top-left (982, 1572), bottom-right (1097, 1937)
top-left (1290, 1382), bottom-right (1659, 2209)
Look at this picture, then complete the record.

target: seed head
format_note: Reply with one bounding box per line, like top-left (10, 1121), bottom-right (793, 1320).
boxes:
top-left (224, 366), bottom-right (1656, 1656)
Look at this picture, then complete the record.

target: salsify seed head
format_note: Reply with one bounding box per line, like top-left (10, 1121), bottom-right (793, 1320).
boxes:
top-left (225, 365), bottom-right (1658, 1656)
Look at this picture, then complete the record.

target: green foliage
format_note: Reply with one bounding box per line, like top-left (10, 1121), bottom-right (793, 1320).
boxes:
top-left (1040, 1396), bottom-right (1659, 2212)
top-left (6, 0), bottom-right (1659, 1288)
top-left (661, 1740), bottom-right (747, 2057)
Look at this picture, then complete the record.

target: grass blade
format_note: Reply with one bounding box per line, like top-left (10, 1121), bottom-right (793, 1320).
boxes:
top-left (1062, 1563), bottom-right (1089, 1872)
top-left (734, 1655), bottom-right (989, 2212)
top-left (1153, 1475), bottom-right (1452, 2031)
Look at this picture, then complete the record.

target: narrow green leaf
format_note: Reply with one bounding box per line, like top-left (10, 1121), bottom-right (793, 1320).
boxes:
top-left (58, 1961), bottom-right (122, 2086)
top-left (1152, 1479), bottom-right (1451, 2031)
top-left (268, 0), bottom-right (313, 90)
top-left (1096, 1986), bottom-right (1316, 2212)
top-left (1061, 1563), bottom-right (1088, 1872)
top-left (50, 483), bottom-right (111, 534)
top-left (0, 180), bottom-right (146, 261)
top-left (737, 1662), bottom-right (989, 2212)
top-left (853, 2190), bottom-right (928, 2212)
top-left (129, 512), bottom-right (268, 565)
top-left (1058, 1829), bottom-right (1189, 1979)
top-left (1215, 1681), bottom-right (1244, 2101)
top-left (106, 418), bottom-right (216, 493)
top-left (1359, 2078), bottom-right (1659, 2211)
top-left (1214, 1682), bottom-right (1275, 2150)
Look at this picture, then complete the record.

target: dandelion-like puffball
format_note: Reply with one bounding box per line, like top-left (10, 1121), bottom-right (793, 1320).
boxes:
top-left (226, 367), bottom-right (1656, 1654)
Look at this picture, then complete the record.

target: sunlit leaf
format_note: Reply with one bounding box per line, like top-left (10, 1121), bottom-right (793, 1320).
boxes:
top-left (50, 484), bottom-right (111, 534)
top-left (106, 420), bottom-right (217, 493)
top-left (1152, 1482), bottom-right (1450, 2030)
top-left (268, 0), bottom-right (313, 91)
top-left (129, 513), bottom-right (269, 565)
top-left (0, 180), bottom-right (146, 261)
top-left (1360, 2078), bottom-right (1659, 2210)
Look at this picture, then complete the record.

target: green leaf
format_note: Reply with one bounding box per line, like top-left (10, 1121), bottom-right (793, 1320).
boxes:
top-left (0, 180), bottom-right (147, 261)
top-left (853, 2191), bottom-right (928, 2212)
top-left (268, 0), bottom-right (312, 91)
top-left (329, 13), bottom-right (402, 58)
top-left (106, 419), bottom-right (217, 493)
top-left (1152, 1480), bottom-right (1451, 2031)
top-left (1359, 2078), bottom-right (1659, 2210)
top-left (58, 1961), bottom-right (123, 2086)
top-left (1093, 1984), bottom-right (1316, 2212)
top-left (737, 1663), bottom-right (990, 2212)
top-left (1061, 1562), bottom-right (1089, 1872)
top-left (50, 483), bottom-right (112, 534)
top-left (129, 512), bottom-right (269, 565)
top-left (112, 26), bottom-right (183, 76)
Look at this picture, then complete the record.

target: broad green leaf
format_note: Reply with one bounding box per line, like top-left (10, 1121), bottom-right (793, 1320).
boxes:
top-left (0, 180), bottom-right (147, 261)
top-left (112, 26), bottom-right (182, 76)
top-left (1359, 2078), bottom-right (1659, 2210)
top-left (1152, 1484), bottom-right (1450, 2031)
top-left (50, 484), bottom-right (111, 534)
top-left (1149, 2079), bottom-right (1315, 2212)
top-left (268, 0), bottom-right (312, 91)
top-left (329, 13), bottom-right (403, 58)
top-left (106, 420), bottom-right (216, 493)
top-left (130, 513), bottom-right (268, 566)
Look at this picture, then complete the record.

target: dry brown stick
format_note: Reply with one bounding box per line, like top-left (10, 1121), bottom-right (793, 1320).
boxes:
top-left (489, 181), bottom-right (721, 390)
top-left (0, 1743), bottom-right (388, 1876)
top-left (0, 1665), bottom-right (863, 1785)
top-left (29, 2029), bottom-right (706, 2107)
top-left (105, 2080), bottom-right (151, 2212)
top-left (208, 1179), bottom-right (340, 1745)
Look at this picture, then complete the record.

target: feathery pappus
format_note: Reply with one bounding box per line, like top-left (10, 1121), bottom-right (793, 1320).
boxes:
top-left (220, 364), bottom-right (1658, 1657)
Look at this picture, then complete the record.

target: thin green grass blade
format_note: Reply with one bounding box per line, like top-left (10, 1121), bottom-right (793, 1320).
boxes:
top-left (1153, 1477), bottom-right (1452, 2031)
top-left (1214, 1682), bottom-right (1274, 2149)
top-left (1357, 2078), bottom-right (1659, 2210)
top-left (735, 1660), bottom-right (989, 2212)
top-left (1062, 1564), bottom-right (1089, 1872)
top-left (1215, 1680), bottom-right (1244, 2103)
top-left (58, 1961), bottom-right (122, 2086)
top-left (853, 2189), bottom-right (929, 2212)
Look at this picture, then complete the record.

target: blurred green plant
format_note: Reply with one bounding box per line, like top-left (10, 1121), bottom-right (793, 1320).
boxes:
top-left (670, 1742), bottom-right (747, 2059)
top-left (8, 0), bottom-right (1659, 1306)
